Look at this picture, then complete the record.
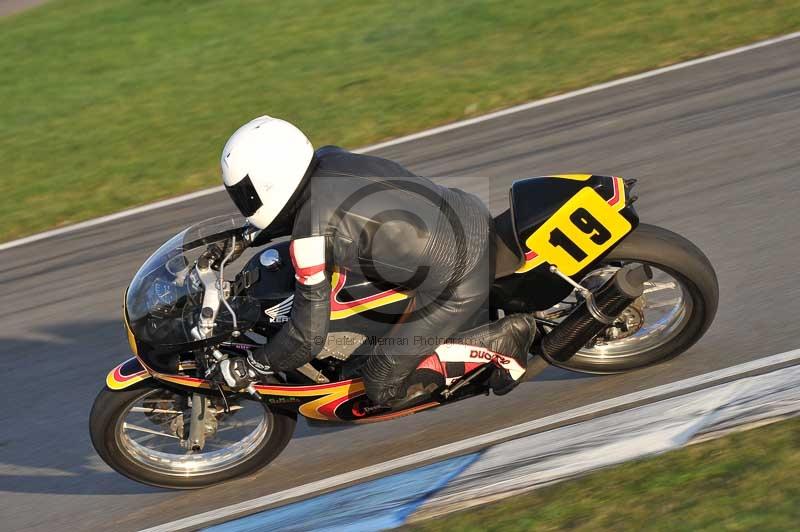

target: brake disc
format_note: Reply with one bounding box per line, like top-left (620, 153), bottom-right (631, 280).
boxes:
top-left (595, 296), bottom-right (646, 343)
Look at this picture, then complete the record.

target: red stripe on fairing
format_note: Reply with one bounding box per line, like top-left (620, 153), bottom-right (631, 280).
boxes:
top-left (524, 250), bottom-right (538, 261)
top-left (607, 177), bottom-right (621, 206)
top-left (330, 270), bottom-right (404, 311)
top-left (113, 364), bottom-right (147, 382)
top-left (316, 389), bottom-right (364, 418)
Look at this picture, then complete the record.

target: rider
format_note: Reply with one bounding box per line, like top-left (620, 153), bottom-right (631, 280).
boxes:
top-left (218, 115), bottom-right (536, 408)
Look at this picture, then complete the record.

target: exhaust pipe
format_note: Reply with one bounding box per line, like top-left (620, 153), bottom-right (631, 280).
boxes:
top-left (541, 263), bottom-right (653, 363)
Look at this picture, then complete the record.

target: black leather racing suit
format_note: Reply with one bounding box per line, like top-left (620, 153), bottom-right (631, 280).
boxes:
top-left (252, 146), bottom-right (497, 405)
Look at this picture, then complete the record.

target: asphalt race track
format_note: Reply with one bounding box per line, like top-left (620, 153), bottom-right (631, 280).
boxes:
top-left (2, 37), bottom-right (800, 532)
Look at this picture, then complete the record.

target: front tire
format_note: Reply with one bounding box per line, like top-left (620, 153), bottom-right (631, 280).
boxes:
top-left (90, 382), bottom-right (296, 489)
top-left (554, 223), bottom-right (718, 373)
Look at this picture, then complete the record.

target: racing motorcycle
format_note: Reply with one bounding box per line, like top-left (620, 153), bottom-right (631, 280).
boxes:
top-left (90, 175), bottom-right (718, 488)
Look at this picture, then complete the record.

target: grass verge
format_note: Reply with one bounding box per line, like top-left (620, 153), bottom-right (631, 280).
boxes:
top-left (407, 417), bottom-right (800, 531)
top-left (2, 1), bottom-right (800, 241)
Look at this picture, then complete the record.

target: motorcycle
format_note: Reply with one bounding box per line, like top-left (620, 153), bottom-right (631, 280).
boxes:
top-left (90, 175), bottom-right (718, 488)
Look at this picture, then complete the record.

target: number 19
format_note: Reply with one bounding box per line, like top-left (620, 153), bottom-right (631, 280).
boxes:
top-left (549, 208), bottom-right (612, 262)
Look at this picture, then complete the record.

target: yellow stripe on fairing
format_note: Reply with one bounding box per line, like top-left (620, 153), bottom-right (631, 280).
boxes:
top-left (256, 385), bottom-right (346, 397)
top-left (330, 292), bottom-right (410, 320)
top-left (329, 270), bottom-right (410, 320)
top-left (297, 380), bottom-right (366, 421)
top-left (547, 174), bottom-right (593, 181)
top-left (106, 371), bottom-right (149, 390)
top-left (330, 270), bottom-right (342, 289)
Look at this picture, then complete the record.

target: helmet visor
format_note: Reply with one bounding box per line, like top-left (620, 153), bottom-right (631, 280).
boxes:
top-left (225, 174), bottom-right (263, 218)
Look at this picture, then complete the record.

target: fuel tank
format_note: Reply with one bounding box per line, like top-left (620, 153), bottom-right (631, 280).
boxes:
top-left (240, 241), bottom-right (405, 343)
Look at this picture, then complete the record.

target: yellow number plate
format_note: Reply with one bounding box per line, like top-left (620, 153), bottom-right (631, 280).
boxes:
top-left (522, 187), bottom-right (631, 276)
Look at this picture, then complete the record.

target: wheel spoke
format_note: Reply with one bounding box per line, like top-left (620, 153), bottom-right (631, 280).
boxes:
top-left (643, 298), bottom-right (682, 309)
top-left (209, 405), bottom-right (243, 414)
top-left (130, 407), bottom-right (184, 415)
top-left (134, 433), bottom-right (185, 453)
top-left (644, 281), bottom-right (677, 294)
top-left (123, 422), bottom-right (180, 440)
top-left (216, 422), bottom-right (257, 434)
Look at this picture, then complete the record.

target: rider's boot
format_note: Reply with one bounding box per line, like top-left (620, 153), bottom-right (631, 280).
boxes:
top-left (451, 313), bottom-right (537, 396)
top-left (384, 313), bottom-right (537, 408)
top-left (489, 313), bottom-right (536, 395)
top-left (385, 362), bottom-right (445, 411)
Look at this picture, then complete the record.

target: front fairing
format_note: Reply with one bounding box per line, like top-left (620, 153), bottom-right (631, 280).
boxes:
top-left (125, 216), bottom-right (260, 370)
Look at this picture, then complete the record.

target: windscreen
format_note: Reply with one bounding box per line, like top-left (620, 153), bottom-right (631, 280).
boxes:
top-left (125, 216), bottom-right (260, 354)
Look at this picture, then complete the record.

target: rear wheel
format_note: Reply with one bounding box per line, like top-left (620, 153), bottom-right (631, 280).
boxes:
top-left (542, 223), bottom-right (718, 373)
top-left (90, 382), bottom-right (296, 489)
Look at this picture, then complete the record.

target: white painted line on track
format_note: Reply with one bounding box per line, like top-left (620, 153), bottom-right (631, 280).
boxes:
top-left (0, 187), bottom-right (225, 252)
top-left (140, 348), bottom-right (800, 532)
top-left (4, 30), bottom-right (800, 253)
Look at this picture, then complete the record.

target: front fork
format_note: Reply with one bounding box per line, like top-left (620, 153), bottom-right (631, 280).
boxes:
top-left (186, 393), bottom-right (209, 451)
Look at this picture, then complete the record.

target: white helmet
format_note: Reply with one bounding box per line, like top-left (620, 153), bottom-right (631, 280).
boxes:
top-left (221, 115), bottom-right (314, 229)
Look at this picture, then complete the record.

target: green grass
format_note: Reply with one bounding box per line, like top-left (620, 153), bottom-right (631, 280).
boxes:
top-left (1, 1), bottom-right (799, 242)
top-left (407, 417), bottom-right (800, 531)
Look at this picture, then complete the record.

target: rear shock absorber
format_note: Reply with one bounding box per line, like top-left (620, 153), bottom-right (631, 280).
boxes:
top-left (541, 263), bottom-right (652, 363)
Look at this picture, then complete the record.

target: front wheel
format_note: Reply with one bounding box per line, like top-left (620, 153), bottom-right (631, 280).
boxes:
top-left (90, 382), bottom-right (296, 489)
top-left (544, 223), bottom-right (718, 373)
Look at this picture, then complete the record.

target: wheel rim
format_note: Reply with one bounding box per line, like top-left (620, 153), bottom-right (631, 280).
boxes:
top-left (551, 264), bottom-right (693, 361)
top-left (115, 389), bottom-right (272, 477)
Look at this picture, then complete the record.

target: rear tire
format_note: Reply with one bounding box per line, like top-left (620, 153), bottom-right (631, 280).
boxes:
top-left (554, 223), bottom-right (718, 373)
top-left (90, 382), bottom-right (296, 489)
